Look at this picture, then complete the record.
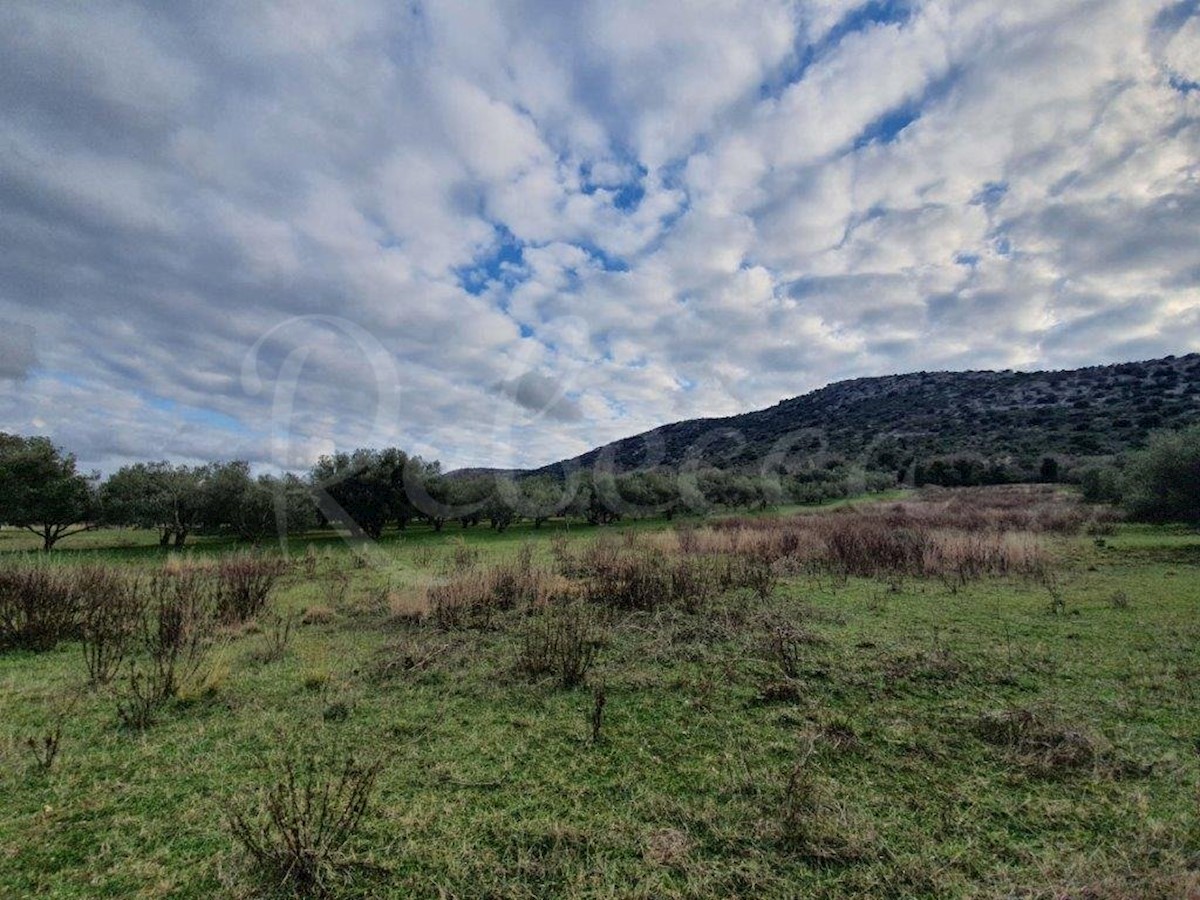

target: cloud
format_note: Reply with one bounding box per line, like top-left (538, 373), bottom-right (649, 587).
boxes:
top-left (0, 0), bottom-right (1197, 473)
top-left (494, 371), bottom-right (583, 423)
top-left (0, 320), bottom-right (36, 380)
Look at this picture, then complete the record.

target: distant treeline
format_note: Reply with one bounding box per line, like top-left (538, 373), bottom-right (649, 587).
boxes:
top-left (0, 435), bottom-right (896, 549)
top-left (2, 423), bottom-right (1196, 550)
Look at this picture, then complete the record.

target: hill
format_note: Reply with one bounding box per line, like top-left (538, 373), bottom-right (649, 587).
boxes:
top-left (532, 354), bottom-right (1200, 480)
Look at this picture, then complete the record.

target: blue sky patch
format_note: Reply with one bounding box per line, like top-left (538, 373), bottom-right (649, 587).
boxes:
top-left (766, 0), bottom-right (913, 99)
top-left (144, 393), bottom-right (249, 434)
top-left (578, 241), bottom-right (629, 273)
top-left (454, 225), bottom-right (526, 295)
top-left (971, 181), bottom-right (1009, 208)
top-left (1169, 75), bottom-right (1199, 95)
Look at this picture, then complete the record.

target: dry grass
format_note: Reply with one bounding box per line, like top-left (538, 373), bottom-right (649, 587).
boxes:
top-left (675, 488), bottom-right (1070, 584)
top-left (976, 706), bottom-right (1101, 776)
top-left (426, 556), bottom-right (569, 628)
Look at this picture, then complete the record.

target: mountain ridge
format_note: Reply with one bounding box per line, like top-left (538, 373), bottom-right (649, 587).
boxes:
top-left (519, 353), bottom-right (1200, 479)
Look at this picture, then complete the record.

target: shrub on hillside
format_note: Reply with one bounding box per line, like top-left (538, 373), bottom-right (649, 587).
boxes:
top-left (1121, 424), bottom-right (1200, 526)
top-left (1078, 466), bottom-right (1123, 504)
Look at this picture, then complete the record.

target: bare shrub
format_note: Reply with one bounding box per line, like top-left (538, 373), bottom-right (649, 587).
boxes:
top-left (114, 666), bottom-right (166, 730)
top-left (722, 555), bottom-right (777, 599)
top-left (883, 647), bottom-right (964, 684)
top-left (764, 620), bottom-right (823, 680)
top-left (549, 532), bottom-right (575, 575)
top-left (697, 498), bottom-right (1050, 586)
top-left (517, 602), bottom-right (603, 688)
top-left (668, 555), bottom-right (720, 613)
top-left (214, 553), bottom-right (286, 623)
top-left (573, 536), bottom-right (624, 579)
top-left (256, 611), bottom-right (296, 663)
top-left (369, 636), bottom-right (450, 682)
top-left (428, 558), bottom-right (562, 628)
top-left (576, 545), bottom-right (747, 612)
top-left (580, 548), bottom-right (672, 610)
top-left (23, 722), bottom-right (63, 772)
top-left (976, 707), bottom-right (1098, 775)
top-left (818, 517), bottom-right (926, 578)
top-left (115, 571), bottom-right (215, 729)
top-left (777, 736), bottom-right (870, 862)
top-left (590, 684), bottom-right (606, 744)
top-left (0, 559), bottom-right (79, 652)
top-left (323, 572), bottom-right (351, 611)
top-left (488, 556), bottom-right (548, 610)
top-left (302, 605), bottom-right (336, 626)
top-left (302, 545), bottom-right (319, 579)
top-left (79, 566), bottom-right (145, 686)
top-left (427, 569), bottom-right (497, 629)
top-left (227, 746), bottom-right (384, 896)
top-left (446, 538), bottom-right (479, 574)
top-left (385, 590), bottom-right (428, 625)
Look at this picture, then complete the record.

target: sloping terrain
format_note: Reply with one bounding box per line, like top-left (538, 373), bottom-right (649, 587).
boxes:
top-left (534, 354), bottom-right (1200, 475)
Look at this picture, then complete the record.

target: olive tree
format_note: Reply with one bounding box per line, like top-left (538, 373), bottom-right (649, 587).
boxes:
top-left (0, 434), bottom-right (98, 550)
top-left (101, 461), bottom-right (206, 547)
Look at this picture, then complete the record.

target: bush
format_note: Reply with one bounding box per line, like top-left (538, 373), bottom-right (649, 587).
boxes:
top-left (427, 558), bottom-right (561, 628)
top-left (115, 570), bottom-right (215, 728)
top-left (214, 553), bottom-right (286, 623)
top-left (227, 746), bottom-right (384, 895)
top-left (1122, 424), bottom-right (1200, 526)
top-left (517, 602), bottom-right (603, 688)
top-left (79, 566), bottom-right (145, 686)
top-left (1079, 466), bottom-right (1123, 504)
top-left (0, 560), bottom-right (79, 651)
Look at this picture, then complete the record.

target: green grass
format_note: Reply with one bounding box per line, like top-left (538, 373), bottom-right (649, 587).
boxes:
top-left (1, 509), bottom-right (1197, 898)
top-left (0, 491), bottom-right (910, 559)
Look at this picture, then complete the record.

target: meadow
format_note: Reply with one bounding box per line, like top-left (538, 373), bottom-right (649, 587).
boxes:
top-left (1, 487), bottom-right (1197, 898)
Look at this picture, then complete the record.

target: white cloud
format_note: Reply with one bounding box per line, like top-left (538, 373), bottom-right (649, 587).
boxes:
top-left (0, 0), bottom-right (1197, 473)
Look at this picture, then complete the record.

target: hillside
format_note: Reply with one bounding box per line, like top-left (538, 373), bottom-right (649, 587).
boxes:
top-left (533, 354), bottom-right (1200, 478)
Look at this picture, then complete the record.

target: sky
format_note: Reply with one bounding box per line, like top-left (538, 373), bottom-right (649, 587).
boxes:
top-left (1, 0), bottom-right (1198, 474)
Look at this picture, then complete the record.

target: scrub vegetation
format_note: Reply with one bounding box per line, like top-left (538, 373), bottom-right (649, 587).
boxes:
top-left (1, 486), bottom-right (1197, 897)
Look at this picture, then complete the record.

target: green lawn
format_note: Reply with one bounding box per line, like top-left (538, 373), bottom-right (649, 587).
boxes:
top-left (1, 506), bottom-right (1197, 898)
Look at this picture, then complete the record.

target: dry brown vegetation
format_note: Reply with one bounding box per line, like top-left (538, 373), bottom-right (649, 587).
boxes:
top-left (417, 488), bottom-right (1080, 637)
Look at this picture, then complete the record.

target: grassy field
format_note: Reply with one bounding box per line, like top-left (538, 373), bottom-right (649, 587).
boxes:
top-left (1, 491), bottom-right (1197, 898)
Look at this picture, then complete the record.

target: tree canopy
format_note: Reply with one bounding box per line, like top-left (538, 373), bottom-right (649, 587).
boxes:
top-left (1122, 424), bottom-right (1200, 526)
top-left (0, 434), bottom-right (98, 550)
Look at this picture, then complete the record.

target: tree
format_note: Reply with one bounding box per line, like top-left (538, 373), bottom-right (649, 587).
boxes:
top-left (199, 462), bottom-right (315, 543)
top-left (1122, 424), bottom-right (1200, 526)
top-left (101, 461), bottom-right (206, 547)
top-left (0, 434), bottom-right (98, 550)
top-left (505, 475), bottom-right (569, 527)
top-left (311, 448), bottom-right (415, 540)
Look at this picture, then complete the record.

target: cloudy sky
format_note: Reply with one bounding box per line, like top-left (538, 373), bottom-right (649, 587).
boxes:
top-left (1, 0), bottom-right (1198, 473)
